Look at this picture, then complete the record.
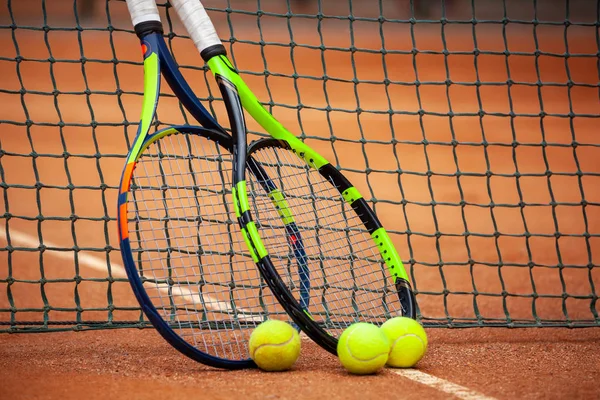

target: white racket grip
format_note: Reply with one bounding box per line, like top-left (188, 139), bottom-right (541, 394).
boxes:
top-left (126, 0), bottom-right (161, 26)
top-left (171, 0), bottom-right (222, 55)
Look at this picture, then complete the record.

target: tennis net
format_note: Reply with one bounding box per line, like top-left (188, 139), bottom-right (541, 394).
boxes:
top-left (0, 0), bottom-right (598, 332)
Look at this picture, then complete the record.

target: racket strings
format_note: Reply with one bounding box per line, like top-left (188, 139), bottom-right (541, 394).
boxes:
top-left (127, 132), bottom-right (286, 361)
top-left (247, 146), bottom-right (401, 332)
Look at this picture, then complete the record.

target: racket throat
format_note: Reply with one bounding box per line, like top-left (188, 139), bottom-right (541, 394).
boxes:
top-left (395, 278), bottom-right (418, 319)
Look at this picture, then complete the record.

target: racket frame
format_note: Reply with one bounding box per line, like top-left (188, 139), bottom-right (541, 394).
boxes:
top-left (168, 4), bottom-right (418, 354)
top-left (118, 17), bottom-right (311, 368)
top-left (117, 25), bottom-right (254, 369)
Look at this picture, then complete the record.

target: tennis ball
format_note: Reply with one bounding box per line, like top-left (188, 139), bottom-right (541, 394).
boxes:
top-left (381, 317), bottom-right (428, 368)
top-left (249, 320), bottom-right (301, 372)
top-left (337, 322), bottom-right (390, 375)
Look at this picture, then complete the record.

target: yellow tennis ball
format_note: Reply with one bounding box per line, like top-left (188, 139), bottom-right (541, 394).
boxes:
top-left (337, 322), bottom-right (390, 375)
top-left (249, 320), bottom-right (301, 372)
top-left (381, 317), bottom-right (428, 368)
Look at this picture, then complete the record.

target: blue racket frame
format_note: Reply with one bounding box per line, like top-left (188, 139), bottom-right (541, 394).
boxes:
top-left (117, 31), bottom-right (310, 369)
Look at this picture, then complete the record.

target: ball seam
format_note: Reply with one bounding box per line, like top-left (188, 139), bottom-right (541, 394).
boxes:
top-left (391, 333), bottom-right (425, 350)
top-left (345, 328), bottom-right (388, 362)
top-left (250, 331), bottom-right (297, 358)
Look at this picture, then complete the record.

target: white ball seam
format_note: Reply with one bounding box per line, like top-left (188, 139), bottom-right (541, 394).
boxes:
top-left (250, 331), bottom-right (297, 358)
top-left (345, 328), bottom-right (389, 362)
top-left (390, 333), bottom-right (425, 350)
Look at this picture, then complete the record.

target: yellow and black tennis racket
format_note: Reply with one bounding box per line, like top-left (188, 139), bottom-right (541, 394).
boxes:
top-left (171, 0), bottom-right (418, 355)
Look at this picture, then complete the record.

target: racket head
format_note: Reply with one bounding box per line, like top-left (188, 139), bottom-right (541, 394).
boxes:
top-left (165, 0), bottom-right (417, 352)
top-left (122, 0), bottom-right (292, 370)
top-left (245, 138), bottom-right (417, 353)
top-left (118, 126), bottom-right (288, 369)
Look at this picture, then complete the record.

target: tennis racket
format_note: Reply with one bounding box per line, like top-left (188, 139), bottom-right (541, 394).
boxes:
top-left (118, 0), bottom-right (303, 369)
top-left (170, 0), bottom-right (418, 355)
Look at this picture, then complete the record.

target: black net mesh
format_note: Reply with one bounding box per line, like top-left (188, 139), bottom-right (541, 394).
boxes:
top-left (0, 0), bottom-right (598, 332)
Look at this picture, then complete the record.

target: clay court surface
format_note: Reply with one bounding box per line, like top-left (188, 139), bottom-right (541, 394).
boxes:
top-left (1, 1), bottom-right (599, 398)
top-left (2, 328), bottom-right (600, 399)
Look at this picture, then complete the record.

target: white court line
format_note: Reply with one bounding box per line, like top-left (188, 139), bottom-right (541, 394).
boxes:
top-left (0, 227), bottom-right (260, 321)
top-left (391, 369), bottom-right (498, 400)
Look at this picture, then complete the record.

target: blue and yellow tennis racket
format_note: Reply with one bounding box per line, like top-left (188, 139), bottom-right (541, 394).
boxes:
top-left (118, 0), bottom-right (310, 369)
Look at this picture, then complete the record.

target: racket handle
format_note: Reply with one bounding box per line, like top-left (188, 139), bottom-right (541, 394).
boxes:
top-left (125, 0), bottom-right (161, 26)
top-left (171, 0), bottom-right (223, 59)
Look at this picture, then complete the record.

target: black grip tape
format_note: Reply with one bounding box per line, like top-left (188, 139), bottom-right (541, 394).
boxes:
top-left (134, 21), bottom-right (164, 38)
top-left (200, 44), bottom-right (227, 62)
